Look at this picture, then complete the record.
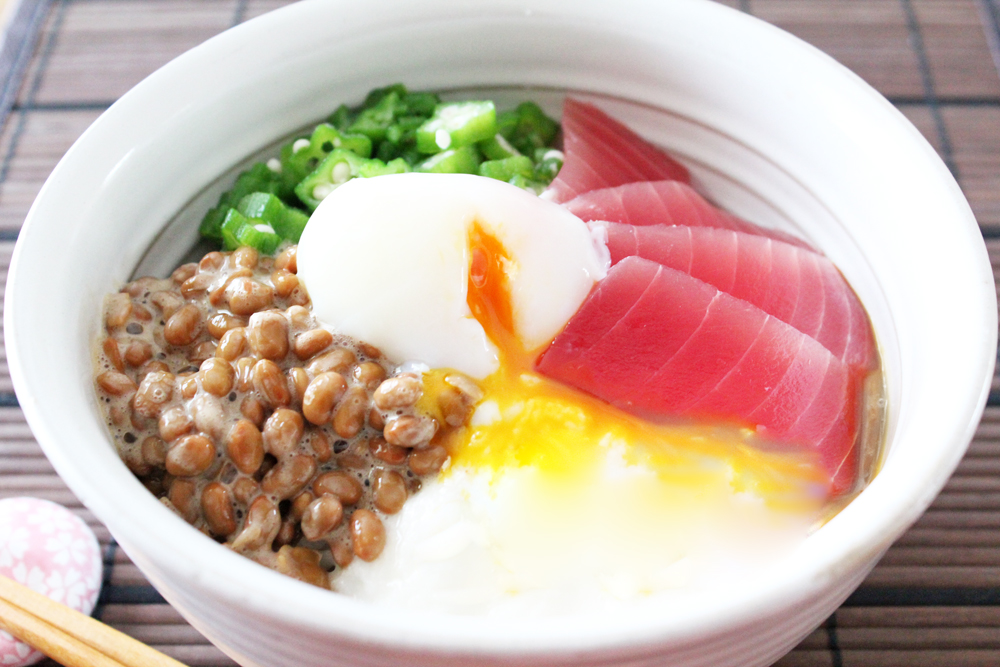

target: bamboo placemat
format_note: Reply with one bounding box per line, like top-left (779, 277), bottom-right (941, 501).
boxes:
top-left (1, 1), bottom-right (998, 666)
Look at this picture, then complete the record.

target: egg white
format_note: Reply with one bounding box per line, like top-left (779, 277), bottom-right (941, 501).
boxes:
top-left (333, 453), bottom-right (817, 617)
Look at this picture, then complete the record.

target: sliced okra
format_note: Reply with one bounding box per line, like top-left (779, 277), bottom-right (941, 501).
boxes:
top-left (415, 145), bottom-right (482, 174)
top-left (416, 101), bottom-right (496, 154)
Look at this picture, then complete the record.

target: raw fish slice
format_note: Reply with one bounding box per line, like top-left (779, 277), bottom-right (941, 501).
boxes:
top-left (546, 258), bottom-right (718, 397)
top-left (780, 362), bottom-right (859, 495)
top-left (544, 99), bottom-right (690, 204)
top-left (684, 319), bottom-right (812, 423)
top-left (602, 223), bottom-right (876, 371)
top-left (786, 248), bottom-right (826, 344)
top-left (642, 294), bottom-right (772, 414)
top-left (539, 256), bottom-right (662, 374)
top-left (813, 408), bottom-right (859, 495)
top-left (536, 257), bottom-right (858, 495)
top-left (685, 316), bottom-right (860, 497)
top-left (815, 261), bottom-right (851, 362)
top-left (567, 180), bottom-right (814, 250)
top-left (827, 267), bottom-right (878, 372)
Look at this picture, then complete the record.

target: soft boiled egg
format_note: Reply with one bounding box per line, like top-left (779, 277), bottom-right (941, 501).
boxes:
top-left (297, 173), bottom-right (607, 379)
top-left (298, 173), bottom-right (826, 616)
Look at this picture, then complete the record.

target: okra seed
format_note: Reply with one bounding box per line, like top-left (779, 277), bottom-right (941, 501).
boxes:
top-left (313, 183), bottom-right (336, 201)
top-left (332, 161), bottom-right (351, 184)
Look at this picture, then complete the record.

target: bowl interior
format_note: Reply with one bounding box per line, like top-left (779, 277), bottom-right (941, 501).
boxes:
top-left (6, 0), bottom-right (994, 655)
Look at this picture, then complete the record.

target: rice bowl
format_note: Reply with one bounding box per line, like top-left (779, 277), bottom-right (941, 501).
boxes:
top-left (5, 1), bottom-right (994, 665)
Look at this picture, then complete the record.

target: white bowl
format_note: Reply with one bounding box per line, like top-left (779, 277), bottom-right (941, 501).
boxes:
top-left (6, 1), bottom-right (995, 666)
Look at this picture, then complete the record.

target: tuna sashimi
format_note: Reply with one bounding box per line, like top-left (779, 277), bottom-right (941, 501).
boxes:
top-left (601, 223), bottom-right (877, 371)
top-left (544, 99), bottom-right (690, 204)
top-left (566, 180), bottom-right (813, 250)
top-left (536, 257), bottom-right (860, 495)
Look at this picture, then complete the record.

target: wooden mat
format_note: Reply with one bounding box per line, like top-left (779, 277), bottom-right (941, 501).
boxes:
top-left (1, 1), bottom-right (999, 665)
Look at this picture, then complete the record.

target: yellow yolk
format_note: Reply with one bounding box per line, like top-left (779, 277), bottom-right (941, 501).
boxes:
top-left (421, 224), bottom-right (828, 513)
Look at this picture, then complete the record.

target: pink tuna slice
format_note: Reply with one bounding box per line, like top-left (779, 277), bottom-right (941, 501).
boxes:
top-left (536, 256), bottom-right (860, 496)
top-left (602, 223), bottom-right (877, 372)
top-left (543, 99), bottom-right (690, 204)
top-left (567, 179), bottom-right (814, 250)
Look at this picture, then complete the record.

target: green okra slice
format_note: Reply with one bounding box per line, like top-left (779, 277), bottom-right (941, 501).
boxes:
top-left (273, 207), bottom-right (309, 244)
top-left (327, 104), bottom-right (353, 131)
top-left (198, 163), bottom-right (284, 240)
top-left (532, 147), bottom-right (565, 184)
top-left (415, 145), bottom-right (482, 174)
top-left (348, 91), bottom-right (405, 143)
top-left (235, 222), bottom-right (282, 254)
top-left (375, 115), bottom-right (427, 162)
top-left (478, 155), bottom-right (535, 182)
top-left (507, 173), bottom-right (548, 195)
top-left (328, 85), bottom-right (437, 132)
top-left (236, 192), bottom-right (309, 243)
top-left (237, 192), bottom-right (285, 222)
top-left (357, 157), bottom-right (410, 178)
top-left (219, 209), bottom-right (247, 251)
top-left (296, 150), bottom-right (409, 210)
top-left (296, 149), bottom-right (370, 210)
top-left (361, 83), bottom-right (409, 110)
top-left (401, 91), bottom-right (440, 117)
top-left (416, 101), bottom-right (496, 154)
top-left (279, 124), bottom-right (372, 194)
top-left (498, 101), bottom-right (559, 155)
top-left (478, 134), bottom-right (521, 161)
top-left (219, 209), bottom-right (281, 254)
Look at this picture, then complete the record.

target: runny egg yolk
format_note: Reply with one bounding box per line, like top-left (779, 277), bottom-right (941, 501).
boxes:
top-left (421, 223), bottom-right (828, 513)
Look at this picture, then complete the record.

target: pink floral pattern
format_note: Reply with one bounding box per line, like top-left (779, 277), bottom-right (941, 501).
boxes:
top-left (0, 497), bottom-right (102, 667)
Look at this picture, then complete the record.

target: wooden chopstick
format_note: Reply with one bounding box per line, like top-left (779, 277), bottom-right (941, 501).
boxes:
top-left (0, 595), bottom-right (125, 667)
top-left (0, 574), bottom-right (188, 667)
